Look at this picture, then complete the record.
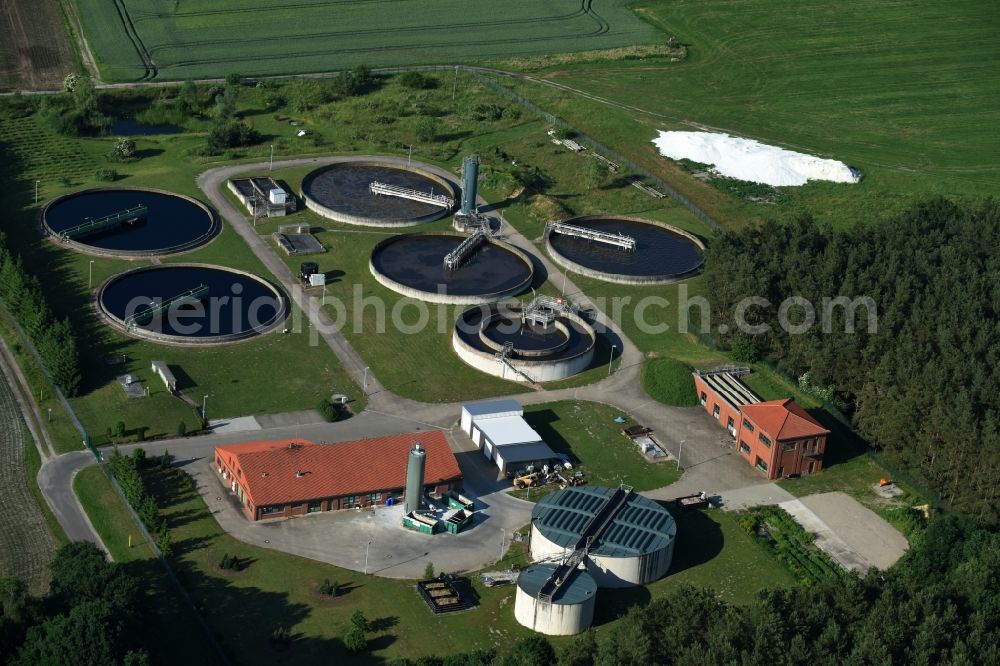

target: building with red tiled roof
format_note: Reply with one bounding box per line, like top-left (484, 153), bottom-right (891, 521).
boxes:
top-left (213, 431), bottom-right (463, 521)
top-left (694, 370), bottom-right (830, 480)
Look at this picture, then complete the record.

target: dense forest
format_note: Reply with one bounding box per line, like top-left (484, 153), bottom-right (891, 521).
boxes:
top-left (0, 542), bottom-right (153, 665)
top-left (702, 198), bottom-right (1000, 522)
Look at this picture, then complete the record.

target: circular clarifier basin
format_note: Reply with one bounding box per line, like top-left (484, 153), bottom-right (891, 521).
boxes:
top-left (546, 215), bottom-right (705, 285)
top-left (301, 159), bottom-right (456, 226)
top-left (453, 303), bottom-right (596, 383)
top-left (97, 264), bottom-right (287, 345)
top-left (42, 187), bottom-right (218, 257)
top-left (370, 233), bottom-right (534, 304)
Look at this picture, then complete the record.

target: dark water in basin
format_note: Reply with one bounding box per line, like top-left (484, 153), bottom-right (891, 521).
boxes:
top-left (45, 189), bottom-right (215, 254)
top-left (549, 219), bottom-right (703, 277)
top-left (372, 234), bottom-right (532, 296)
top-left (304, 164), bottom-right (449, 220)
top-left (110, 119), bottom-right (181, 135)
top-left (101, 266), bottom-right (283, 338)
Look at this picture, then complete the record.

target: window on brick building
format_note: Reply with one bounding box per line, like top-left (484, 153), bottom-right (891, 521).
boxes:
top-left (783, 441), bottom-right (797, 452)
top-left (742, 418), bottom-right (754, 433)
top-left (739, 441), bottom-right (751, 455)
top-left (261, 505), bottom-right (283, 515)
top-left (755, 457), bottom-right (768, 472)
top-left (713, 403), bottom-right (720, 417)
top-left (343, 495), bottom-right (360, 508)
top-left (367, 492), bottom-right (379, 505)
top-left (700, 392), bottom-right (707, 406)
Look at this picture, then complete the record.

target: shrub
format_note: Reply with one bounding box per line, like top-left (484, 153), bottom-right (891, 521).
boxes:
top-left (730, 336), bottom-right (759, 363)
top-left (225, 72), bottom-right (242, 86)
top-left (155, 530), bottom-right (172, 557)
top-left (349, 610), bottom-right (370, 633)
top-left (398, 71), bottom-right (436, 89)
top-left (317, 399), bottom-right (339, 423)
top-left (343, 626), bottom-right (366, 654)
top-left (131, 448), bottom-right (146, 466)
top-left (159, 450), bottom-right (171, 469)
top-left (414, 116), bottom-right (439, 142)
top-left (113, 421), bottom-right (126, 439)
top-left (270, 625), bottom-right (291, 649)
top-left (176, 421), bottom-right (187, 437)
top-left (318, 578), bottom-right (338, 596)
top-left (111, 136), bottom-right (136, 162)
top-left (207, 119), bottom-right (260, 152)
top-left (423, 562), bottom-right (435, 580)
top-left (641, 358), bottom-right (698, 406)
top-left (95, 168), bottom-right (117, 182)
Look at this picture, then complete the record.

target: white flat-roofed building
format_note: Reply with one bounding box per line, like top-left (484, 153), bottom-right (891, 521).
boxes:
top-left (461, 400), bottom-right (556, 476)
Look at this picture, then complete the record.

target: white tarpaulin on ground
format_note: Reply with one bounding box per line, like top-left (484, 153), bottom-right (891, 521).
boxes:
top-left (652, 130), bottom-right (860, 187)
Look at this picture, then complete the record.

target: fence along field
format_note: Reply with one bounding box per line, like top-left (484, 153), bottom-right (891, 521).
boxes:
top-left (73, 0), bottom-right (661, 82)
top-left (0, 0), bottom-right (77, 90)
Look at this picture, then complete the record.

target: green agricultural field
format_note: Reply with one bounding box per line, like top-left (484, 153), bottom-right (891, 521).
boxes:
top-left (74, 0), bottom-right (661, 82)
top-left (494, 0), bottom-right (1000, 230)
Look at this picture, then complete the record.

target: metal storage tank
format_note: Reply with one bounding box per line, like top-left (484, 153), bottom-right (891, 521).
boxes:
top-left (529, 486), bottom-right (677, 588)
top-left (514, 564), bottom-right (596, 636)
top-left (460, 155), bottom-right (479, 215)
top-left (404, 442), bottom-right (426, 514)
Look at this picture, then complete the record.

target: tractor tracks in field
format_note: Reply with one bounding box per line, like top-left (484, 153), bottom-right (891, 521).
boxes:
top-left (110, 0), bottom-right (157, 80)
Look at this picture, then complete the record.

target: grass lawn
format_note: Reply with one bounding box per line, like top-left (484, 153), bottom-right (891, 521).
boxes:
top-left (492, 0), bottom-right (999, 231)
top-left (73, 465), bottom-right (225, 665)
top-left (74, 0), bottom-right (660, 82)
top-left (519, 401), bottom-right (682, 497)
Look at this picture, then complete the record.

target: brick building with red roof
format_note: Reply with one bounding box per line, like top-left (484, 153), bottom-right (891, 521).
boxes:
top-left (694, 370), bottom-right (830, 480)
top-left (213, 431), bottom-right (463, 521)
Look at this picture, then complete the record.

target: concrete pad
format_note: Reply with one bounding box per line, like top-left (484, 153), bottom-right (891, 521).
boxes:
top-left (117, 375), bottom-right (145, 398)
top-left (796, 491), bottom-right (908, 571)
top-left (208, 416), bottom-right (261, 434)
top-left (718, 483), bottom-right (795, 511)
top-left (778, 499), bottom-right (871, 572)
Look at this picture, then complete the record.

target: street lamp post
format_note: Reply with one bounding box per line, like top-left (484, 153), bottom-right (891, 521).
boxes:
top-left (34, 180), bottom-right (40, 204)
top-left (407, 144), bottom-right (412, 166)
top-left (269, 145), bottom-right (274, 172)
top-left (364, 539), bottom-right (373, 575)
top-left (363, 366), bottom-right (370, 393)
top-left (499, 528), bottom-right (506, 563)
top-left (561, 269), bottom-right (567, 297)
top-left (677, 440), bottom-right (685, 471)
top-left (202, 394), bottom-right (209, 421)
top-left (88, 260), bottom-right (94, 291)
top-left (608, 344), bottom-right (617, 376)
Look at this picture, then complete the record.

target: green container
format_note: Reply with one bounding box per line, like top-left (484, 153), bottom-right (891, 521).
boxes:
top-left (444, 509), bottom-right (473, 534)
top-left (446, 491), bottom-right (474, 511)
top-left (403, 513), bottom-right (438, 534)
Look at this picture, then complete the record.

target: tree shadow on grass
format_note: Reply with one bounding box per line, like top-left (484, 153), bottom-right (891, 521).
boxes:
top-left (661, 504), bottom-right (724, 575)
top-left (805, 407), bottom-right (870, 472)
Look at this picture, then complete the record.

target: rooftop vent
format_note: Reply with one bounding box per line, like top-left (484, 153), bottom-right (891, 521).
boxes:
top-left (295, 470), bottom-right (304, 478)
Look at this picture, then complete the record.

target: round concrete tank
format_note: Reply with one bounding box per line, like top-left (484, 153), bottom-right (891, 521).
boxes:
top-left (530, 486), bottom-right (677, 588)
top-left (461, 155), bottom-right (479, 215)
top-left (514, 564), bottom-right (596, 636)
top-left (404, 442), bottom-right (426, 514)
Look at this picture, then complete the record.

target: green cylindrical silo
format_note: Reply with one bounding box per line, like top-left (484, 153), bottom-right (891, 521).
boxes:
top-left (461, 155), bottom-right (479, 215)
top-left (404, 442), bottom-right (427, 514)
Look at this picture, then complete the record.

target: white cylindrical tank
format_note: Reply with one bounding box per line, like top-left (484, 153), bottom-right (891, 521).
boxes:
top-left (514, 564), bottom-right (596, 636)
